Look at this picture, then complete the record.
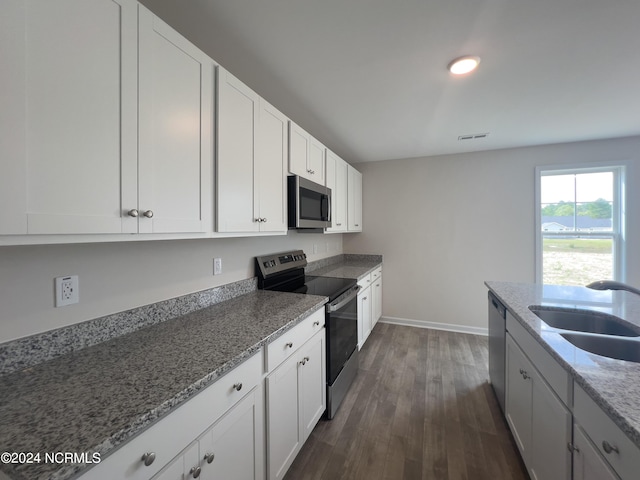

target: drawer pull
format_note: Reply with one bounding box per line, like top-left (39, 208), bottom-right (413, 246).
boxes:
top-left (204, 453), bottom-right (215, 464)
top-left (300, 356), bottom-right (310, 366)
top-left (141, 452), bottom-right (156, 466)
top-left (313, 321), bottom-right (320, 326)
top-left (285, 342), bottom-right (294, 349)
top-left (519, 368), bottom-right (530, 380)
top-left (233, 382), bottom-right (243, 392)
top-left (190, 466), bottom-right (202, 478)
top-left (602, 440), bottom-right (619, 454)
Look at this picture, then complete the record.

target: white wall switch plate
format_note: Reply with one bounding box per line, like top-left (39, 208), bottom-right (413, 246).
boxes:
top-left (55, 275), bottom-right (79, 307)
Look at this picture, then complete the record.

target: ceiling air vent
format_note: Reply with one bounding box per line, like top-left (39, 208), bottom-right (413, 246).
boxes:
top-left (458, 132), bottom-right (489, 141)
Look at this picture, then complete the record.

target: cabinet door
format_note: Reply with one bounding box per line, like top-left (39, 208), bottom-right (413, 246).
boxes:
top-left (573, 425), bottom-right (620, 480)
top-left (200, 387), bottom-right (264, 480)
top-left (325, 151), bottom-right (348, 233)
top-left (288, 122), bottom-right (310, 179)
top-left (347, 166), bottom-right (363, 231)
top-left (151, 442), bottom-right (199, 480)
top-left (308, 137), bottom-right (326, 185)
top-left (359, 287), bottom-right (372, 348)
top-left (299, 330), bottom-right (326, 441)
top-left (505, 334), bottom-right (533, 464)
top-left (372, 275), bottom-right (383, 327)
top-left (1, 0), bottom-right (137, 234)
top-left (138, 6), bottom-right (214, 234)
top-left (217, 68), bottom-right (259, 233)
top-left (266, 354), bottom-right (301, 480)
top-left (256, 100), bottom-right (288, 233)
top-left (530, 365), bottom-right (572, 480)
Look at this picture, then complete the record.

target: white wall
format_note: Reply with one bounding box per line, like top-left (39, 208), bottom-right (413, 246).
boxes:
top-left (344, 136), bottom-right (640, 333)
top-left (0, 232), bottom-right (342, 343)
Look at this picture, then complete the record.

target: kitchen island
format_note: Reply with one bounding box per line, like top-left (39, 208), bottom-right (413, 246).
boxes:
top-left (486, 281), bottom-right (640, 479)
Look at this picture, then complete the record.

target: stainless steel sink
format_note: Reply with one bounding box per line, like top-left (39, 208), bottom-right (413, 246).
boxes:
top-left (529, 306), bottom-right (640, 337)
top-left (560, 333), bottom-right (640, 363)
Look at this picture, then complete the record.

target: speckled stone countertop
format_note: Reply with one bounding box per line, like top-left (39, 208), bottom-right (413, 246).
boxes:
top-left (485, 281), bottom-right (640, 449)
top-left (307, 254), bottom-right (382, 280)
top-left (0, 290), bottom-right (327, 480)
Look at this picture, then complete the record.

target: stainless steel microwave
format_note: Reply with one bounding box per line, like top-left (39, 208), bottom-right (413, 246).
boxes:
top-left (288, 175), bottom-right (331, 229)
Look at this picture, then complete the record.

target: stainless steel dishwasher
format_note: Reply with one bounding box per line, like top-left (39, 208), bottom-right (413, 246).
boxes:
top-left (488, 291), bottom-right (507, 413)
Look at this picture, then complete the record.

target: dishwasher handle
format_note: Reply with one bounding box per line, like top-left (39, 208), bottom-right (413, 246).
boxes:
top-left (489, 292), bottom-right (506, 318)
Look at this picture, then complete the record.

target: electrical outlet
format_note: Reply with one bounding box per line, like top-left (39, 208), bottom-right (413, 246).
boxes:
top-left (55, 275), bottom-right (79, 307)
top-left (213, 258), bottom-right (222, 275)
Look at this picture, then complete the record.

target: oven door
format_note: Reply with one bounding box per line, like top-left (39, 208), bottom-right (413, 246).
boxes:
top-left (326, 285), bottom-right (359, 385)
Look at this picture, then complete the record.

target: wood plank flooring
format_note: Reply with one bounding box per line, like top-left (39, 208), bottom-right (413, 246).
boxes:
top-left (284, 323), bottom-right (529, 480)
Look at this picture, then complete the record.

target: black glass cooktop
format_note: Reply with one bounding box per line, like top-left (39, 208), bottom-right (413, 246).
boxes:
top-left (297, 276), bottom-right (357, 301)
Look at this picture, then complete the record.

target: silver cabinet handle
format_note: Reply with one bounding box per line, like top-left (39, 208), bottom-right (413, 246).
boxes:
top-left (602, 440), bottom-right (619, 454)
top-left (313, 321), bottom-right (320, 326)
top-left (233, 382), bottom-right (242, 392)
top-left (255, 218), bottom-right (262, 223)
top-left (300, 356), bottom-right (310, 366)
top-left (190, 466), bottom-right (201, 478)
top-left (204, 453), bottom-right (215, 464)
top-left (567, 443), bottom-right (580, 453)
top-left (262, 218), bottom-right (267, 222)
top-left (519, 368), bottom-right (530, 380)
top-left (285, 342), bottom-right (293, 348)
top-left (128, 209), bottom-right (139, 217)
top-left (363, 297), bottom-right (368, 301)
top-left (143, 210), bottom-right (154, 218)
top-left (336, 223), bottom-right (342, 226)
top-left (141, 452), bottom-right (156, 466)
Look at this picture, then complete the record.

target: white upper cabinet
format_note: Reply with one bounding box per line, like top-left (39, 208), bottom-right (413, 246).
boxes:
top-left (1, 0), bottom-right (138, 235)
top-left (217, 68), bottom-right (288, 234)
top-left (347, 165), bottom-right (363, 232)
top-left (288, 122), bottom-right (325, 185)
top-left (325, 150), bottom-right (348, 233)
top-left (137, 6), bottom-right (214, 234)
top-left (256, 100), bottom-right (288, 233)
top-left (0, 1), bottom-right (213, 238)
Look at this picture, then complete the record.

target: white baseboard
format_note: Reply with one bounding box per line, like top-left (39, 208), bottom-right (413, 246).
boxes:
top-left (379, 316), bottom-right (488, 336)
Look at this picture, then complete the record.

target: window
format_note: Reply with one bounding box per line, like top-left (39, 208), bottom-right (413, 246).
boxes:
top-left (535, 165), bottom-right (625, 286)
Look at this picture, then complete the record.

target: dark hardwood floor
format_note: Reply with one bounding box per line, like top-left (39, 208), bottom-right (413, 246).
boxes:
top-left (285, 323), bottom-right (529, 480)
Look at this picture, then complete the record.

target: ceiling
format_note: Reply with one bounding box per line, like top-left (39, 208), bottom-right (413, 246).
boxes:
top-left (139, 0), bottom-right (640, 163)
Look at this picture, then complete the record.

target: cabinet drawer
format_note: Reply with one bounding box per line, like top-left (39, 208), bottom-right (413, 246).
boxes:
top-left (506, 311), bottom-right (571, 405)
top-left (574, 383), bottom-right (640, 480)
top-left (266, 309), bottom-right (325, 372)
top-left (82, 352), bottom-right (262, 480)
top-left (357, 273), bottom-right (372, 289)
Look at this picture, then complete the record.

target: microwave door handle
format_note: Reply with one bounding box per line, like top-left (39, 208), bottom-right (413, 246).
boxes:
top-left (322, 194), bottom-right (331, 222)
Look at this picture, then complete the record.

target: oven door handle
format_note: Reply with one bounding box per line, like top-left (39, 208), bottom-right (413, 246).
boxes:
top-left (327, 285), bottom-right (360, 312)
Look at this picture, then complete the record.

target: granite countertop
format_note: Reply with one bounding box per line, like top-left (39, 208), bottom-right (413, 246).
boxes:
top-left (308, 255), bottom-right (382, 281)
top-left (485, 281), bottom-right (640, 449)
top-left (0, 290), bottom-right (327, 480)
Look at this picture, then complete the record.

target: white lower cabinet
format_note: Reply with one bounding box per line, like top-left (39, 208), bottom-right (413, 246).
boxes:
top-left (357, 268), bottom-right (382, 349)
top-left (572, 424), bottom-right (619, 480)
top-left (505, 332), bottom-right (571, 480)
top-left (81, 352), bottom-right (263, 480)
top-left (153, 388), bottom-right (264, 480)
top-left (371, 268), bottom-right (382, 328)
top-left (573, 383), bottom-right (640, 480)
top-left (266, 318), bottom-right (326, 480)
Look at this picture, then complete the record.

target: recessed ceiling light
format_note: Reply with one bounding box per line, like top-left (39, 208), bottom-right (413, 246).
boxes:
top-left (448, 56), bottom-right (481, 75)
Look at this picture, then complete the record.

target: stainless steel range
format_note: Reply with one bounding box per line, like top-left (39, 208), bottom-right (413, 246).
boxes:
top-left (255, 250), bottom-right (359, 419)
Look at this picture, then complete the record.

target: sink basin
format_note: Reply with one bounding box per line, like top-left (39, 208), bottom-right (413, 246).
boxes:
top-left (560, 333), bottom-right (640, 363)
top-left (529, 306), bottom-right (640, 337)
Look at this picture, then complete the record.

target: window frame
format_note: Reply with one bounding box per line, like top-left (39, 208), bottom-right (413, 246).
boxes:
top-left (534, 163), bottom-right (626, 285)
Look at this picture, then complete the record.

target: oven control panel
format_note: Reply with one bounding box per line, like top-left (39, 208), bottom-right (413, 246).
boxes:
top-left (255, 250), bottom-right (307, 279)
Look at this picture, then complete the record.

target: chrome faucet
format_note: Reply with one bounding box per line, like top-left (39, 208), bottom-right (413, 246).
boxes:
top-left (586, 280), bottom-right (640, 296)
